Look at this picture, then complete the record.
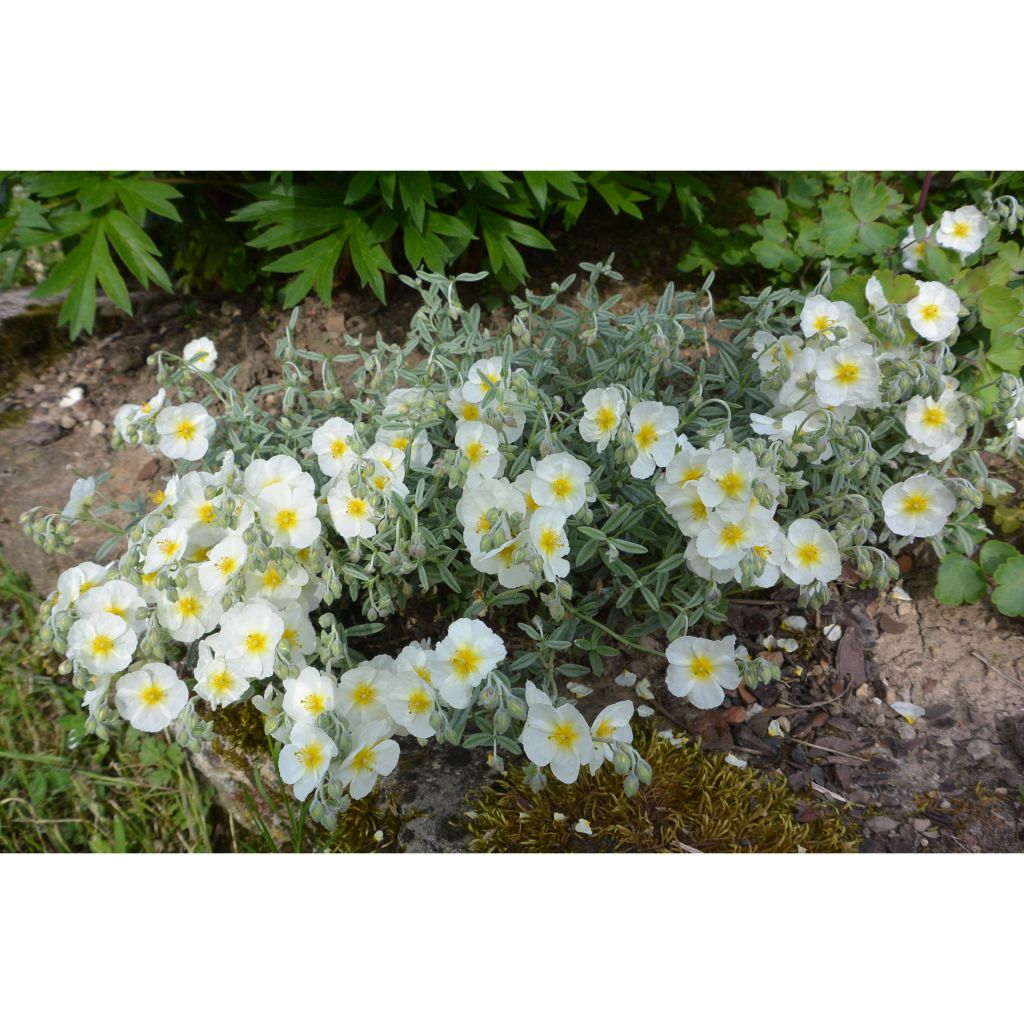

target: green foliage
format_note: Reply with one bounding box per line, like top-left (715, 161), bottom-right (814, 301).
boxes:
top-left (935, 540), bottom-right (1024, 616)
top-left (2, 171), bottom-right (716, 338)
top-left (464, 726), bottom-right (857, 852)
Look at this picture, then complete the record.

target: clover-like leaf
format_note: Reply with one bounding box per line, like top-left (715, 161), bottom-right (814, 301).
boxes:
top-left (980, 540), bottom-right (1019, 577)
top-left (934, 553), bottom-right (987, 606)
top-left (991, 556), bottom-right (1024, 617)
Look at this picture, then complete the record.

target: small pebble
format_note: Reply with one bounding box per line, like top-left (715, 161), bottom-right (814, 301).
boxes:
top-left (865, 815), bottom-right (900, 833)
top-left (89, 419), bottom-right (105, 436)
top-left (59, 415), bottom-right (76, 430)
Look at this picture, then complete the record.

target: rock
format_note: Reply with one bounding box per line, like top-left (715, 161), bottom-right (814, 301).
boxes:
top-left (897, 723), bottom-right (917, 741)
top-left (59, 414), bottom-right (76, 430)
top-left (912, 818), bottom-right (931, 832)
top-left (25, 420), bottom-right (63, 446)
top-left (865, 815), bottom-right (900, 834)
top-left (89, 419), bottom-right (106, 436)
top-left (325, 311), bottom-right (347, 334)
top-left (966, 739), bottom-right (992, 762)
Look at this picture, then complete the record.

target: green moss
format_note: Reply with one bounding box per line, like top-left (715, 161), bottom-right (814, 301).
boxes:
top-left (320, 790), bottom-right (418, 853)
top-left (201, 698), bottom-right (270, 772)
top-left (464, 726), bottom-right (858, 853)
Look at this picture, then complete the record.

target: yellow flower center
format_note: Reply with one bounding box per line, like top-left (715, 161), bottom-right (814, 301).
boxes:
top-left (689, 653), bottom-right (714, 680)
top-left (834, 361), bottom-right (861, 385)
top-left (795, 542), bottom-right (821, 567)
top-left (901, 492), bottom-right (930, 515)
top-left (678, 467), bottom-right (703, 486)
top-left (90, 634), bottom-right (114, 657)
top-left (476, 513), bottom-right (491, 534)
top-left (450, 644), bottom-right (481, 679)
top-left (198, 502), bottom-right (216, 524)
top-left (352, 682), bottom-right (376, 706)
top-left (921, 405), bottom-right (946, 428)
top-left (461, 403), bottom-right (480, 421)
top-left (538, 526), bottom-right (561, 558)
top-left (392, 436), bottom-right (409, 451)
top-left (178, 594), bottom-right (200, 618)
top-left (175, 419), bottom-right (198, 441)
top-left (301, 692), bottom-right (327, 715)
top-left (139, 682), bottom-right (166, 706)
top-left (465, 440), bottom-right (487, 466)
top-left (414, 665), bottom-right (432, 683)
top-left (525, 493), bottom-right (540, 512)
top-left (915, 242), bottom-right (926, 258)
top-left (718, 470), bottom-right (744, 499)
top-left (282, 627), bottom-right (298, 645)
top-left (594, 719), bottom-right (615, 739)
top-left (149, 490), bottom-right (165, 506)
top-left (209, 671), bottom-right (234, 695)
top-left (498, 542), bottom-right (518, 568)
top-left (812, 314), bottom-right (833, 333)
top-left (157, 539), bottom-right (180, 559)
top-left (951, 221), bottom-right (970, 239)
top-left (635, 422), bottom-right (658, 451)
top-left (549, 720), bottom-right (579, 751)
top-left (330, 438), bottom-right (348, 458)
top-left (918, 303), bottom-right (940, 322)
top-left (346, 497), bottom-right (367, 518)
top-left (550, 476), bottom-right (573, 500)
top-left (594, 407), bottom-right (617, 432)
top-left (262, 566), bottom-right (283, 590)
top-left (407, 690), bottom-right (431, 716)
top-left (351, 747), bottom-right (376, 772)
top-left (275, 508), bottom-right (298, 532)
top-left (689, 496), bottom-right (707, 521)
top-left (297, 742), bottom-right (325, 770)
top-left (245, 631), bottom-right (268, 654)
top-left (720, 523), bottom-right (746, 547)
top-left (215, 555), bottom-right (237, 576)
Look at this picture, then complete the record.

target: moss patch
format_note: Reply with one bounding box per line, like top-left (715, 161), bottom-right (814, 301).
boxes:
top-left (464, 726), bottom-right (858, 853)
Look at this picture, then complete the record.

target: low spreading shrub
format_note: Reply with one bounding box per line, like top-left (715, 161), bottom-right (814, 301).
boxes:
top-left (20, 190), bottom-right (1024, 830)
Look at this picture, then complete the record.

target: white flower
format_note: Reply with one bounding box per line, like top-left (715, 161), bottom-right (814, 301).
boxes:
top-left (279, 722), bottom-right (338, 800)
top-left (155, 403), bottom-right (215, 461)
top-left (142, 522), bottom-right (189, 574)
top-left (471, 533), bottom-right (534, 589)
top-left (752, 331), bottom-right (803, 374)
top-left (589, 700), bottom-right (634, 769)
top-left (521, 700), bottom-right (593, 784)
top-left (628, 401), bottom-right (679, 479)
top-left (901, 226), bottom-right (930, 272)
top-left (665, 634), bottom-right (741, 710)
top-left (279, 603), bottom-right (318, 658)
top-left (193, 640), bottom-right (249, 709)
top-left (824, 623), bottom-right (842, 642)
top-left (696, 505), bottom-right (777, 572)
top-left (530, 451), bottom-right (591, 515)
top-left (183, 336), bottom-right (218, 372)
top-left (882, 474), bottom-right (955, 538)
top-left (865, 275), bottom-right (887, 311)
top-left (62, 476), bottom-right (95, 518)
top-left (904, 390), bottom-right (966, 462)
top-left (67, 611), bottom-right (138, 675)
top-left (282, 666), bottom-right (336, 722)
top-left (935, 205), bottom-right (987, 257)
top-left (455, 421), bottom-right (503, 483)
top-left (326, 481), bottom-right (379, 540)
top-left (197, 531), bottom-right (247, 592)
top-left (216, 601), bottom-right (284, 679)
top-left (906, 281), bottom-right (960, 342)
top-left (781, 615), bottom-right (808, 632)
top-left (311, 417), bottom-right (358, 477)
top-left (363, 442), bottom-right (409, 498)
top-left (662, 480), bottom-right (711, 538)
top-left (529, 507), bottom-right (571, 582)
top-left (376, 426), bottom-right (432, 470)
top-left (815, 341), bottom-right (881, 409)
top-left (258, 481), bottom-right (321, 549)
top-left (697, 447), bottom-right (757, 514)
top-left (386, 666), bottom-right (437, 739)
top-left (656, 446), bottom-right (710, 507)
top-left (156, 571), bottom-right (221, 642)
top-left (54, 561), bottom-right (108, 612)
top-left (245, 561), bottom-right (308, 605)
top-left (579, 387), bottom-right (625, 451)
top-left (782, 519), bottom-right (842, 585)
top-left (337, 659), bottom-right (392, 725)
top-left (434, 618), bottom-right (506, 709)
top-left (77, 580), bottom-right (146, 634)
top-left (457, 479), bottom-right (526, 555)
top-left (463, 356), bottom-right (504, 403)
top-left (115, 663), bottom-right (188, 732)
top-left (446, 384), bottom-right (482, 424)
top-left (336, 720), bottom-right (400, 800)
top-left (799, 296), bottom-right (866, 343)
top-left (890, 701), bottom-right (927, 725)
top-left (244, 454), bottom-right (314, 498)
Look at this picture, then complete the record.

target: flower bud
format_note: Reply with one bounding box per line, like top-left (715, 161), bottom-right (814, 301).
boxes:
top-left (494, 708), bottom-right (511, 734)
top-left (506, 695), bottom-right (528, 720)
top-left (612, 748), bottom-right (632, 775)
top-left (623, 773), bottom-right (640, 797)
top-left (636, 759), bottom-right (653, 786)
